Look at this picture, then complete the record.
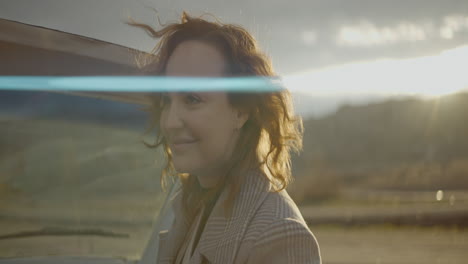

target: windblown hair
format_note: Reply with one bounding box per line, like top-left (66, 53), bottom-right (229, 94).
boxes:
top-left (129, 12), bottom-right (303, 218)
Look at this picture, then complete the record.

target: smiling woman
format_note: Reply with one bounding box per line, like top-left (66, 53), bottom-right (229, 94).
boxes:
top-left (160, 90), bottom-right (245, 189)
top-left (160, 41), bottom-right (245, 189)
top-left (129, 12), bottom-right (321, 264)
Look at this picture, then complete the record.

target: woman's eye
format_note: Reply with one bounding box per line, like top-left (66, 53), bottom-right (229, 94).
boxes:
top-left (185, 94), bottom-right (201, 105)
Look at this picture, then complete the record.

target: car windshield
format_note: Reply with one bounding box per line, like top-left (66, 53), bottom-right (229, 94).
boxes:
top-left (1, 1), bottom-right (468, 263)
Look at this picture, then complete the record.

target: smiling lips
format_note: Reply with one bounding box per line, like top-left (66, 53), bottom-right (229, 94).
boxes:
top-left (169, 138), bottom-right (198, 153)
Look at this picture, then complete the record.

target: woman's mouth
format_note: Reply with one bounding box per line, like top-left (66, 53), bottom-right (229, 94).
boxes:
top-left (170, 139), bottom-right (198, 153)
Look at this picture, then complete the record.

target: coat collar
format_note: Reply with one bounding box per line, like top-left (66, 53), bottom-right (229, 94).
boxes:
top-left (158, 169), bottom-right (272, 264)
top-left (197, 169), bottom-right (271, 263)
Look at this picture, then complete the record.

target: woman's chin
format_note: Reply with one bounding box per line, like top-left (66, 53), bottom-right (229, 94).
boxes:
top-left (172, 160), bottom-right (221, 188)
top-left (196, 175), bottom-right (218, 189)
top-left (172, 158), bottom-right (195, 174)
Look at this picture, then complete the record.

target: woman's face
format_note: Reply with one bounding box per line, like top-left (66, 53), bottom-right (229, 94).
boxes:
top-left (161, 40), bottom-right (247, 188)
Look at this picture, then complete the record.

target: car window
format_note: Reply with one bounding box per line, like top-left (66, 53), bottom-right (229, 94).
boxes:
top-left (0, 91), bottom-right (166, 261)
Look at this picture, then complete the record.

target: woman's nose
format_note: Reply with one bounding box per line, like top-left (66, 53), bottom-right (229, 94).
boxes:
top-left (162, 102), bottom-right (185, 130)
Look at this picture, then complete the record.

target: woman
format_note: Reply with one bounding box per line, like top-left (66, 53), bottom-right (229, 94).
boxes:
top-left (131, 12), bottom-right (321, 264)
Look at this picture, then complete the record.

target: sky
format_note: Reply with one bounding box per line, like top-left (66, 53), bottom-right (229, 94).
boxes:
top-left (1, 0), bottom-right (468, 116)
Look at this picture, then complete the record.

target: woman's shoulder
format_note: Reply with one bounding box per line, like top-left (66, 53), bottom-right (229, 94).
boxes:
top-left (267, 190), bottom-right (305, 218)
top-left (240, 184), bottom-right (310, 240)
top-left (241, 169), bottom-right (308, 228)
top-left (240, 189), bottom-right (321, 263)
top-left (252, 189), bottom-right (309, 230)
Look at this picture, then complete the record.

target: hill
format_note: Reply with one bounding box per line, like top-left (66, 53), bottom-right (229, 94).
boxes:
top-left (290, 92), bottom-right (468, 202)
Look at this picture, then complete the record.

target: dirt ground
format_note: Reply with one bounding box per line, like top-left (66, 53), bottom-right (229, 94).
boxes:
top-left (2, 221), bottom-right (467, 264)
top-left (312, 225), bottom-right (468, 264)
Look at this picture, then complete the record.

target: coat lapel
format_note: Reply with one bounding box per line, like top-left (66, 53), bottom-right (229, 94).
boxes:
top-left (157, 170), bottom-right (272, 264)
top-left (197, 169), bottom-right (271, 264)
top-left (157, 190), bottom-right (190, 264)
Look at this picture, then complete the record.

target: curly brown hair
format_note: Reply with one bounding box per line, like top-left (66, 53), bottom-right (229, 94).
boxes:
top-left (129, 12), bottom-right (303, 218)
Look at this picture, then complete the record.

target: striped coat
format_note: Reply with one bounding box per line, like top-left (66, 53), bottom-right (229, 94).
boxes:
top-left (157, 170), bottom-right (322, 264)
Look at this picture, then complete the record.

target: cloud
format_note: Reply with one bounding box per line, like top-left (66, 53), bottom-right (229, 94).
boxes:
top-left (336, 20), bottom-right (427, 46)
top-left (301, 30), bottom-right (318, 46)
top-left (439, 15), bottom-right (468, 39)
top-left (335, 15), bottom-right (468, 47)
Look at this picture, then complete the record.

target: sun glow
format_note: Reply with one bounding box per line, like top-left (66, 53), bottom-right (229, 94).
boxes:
top-left (284, 45), bottom-right (468, 98)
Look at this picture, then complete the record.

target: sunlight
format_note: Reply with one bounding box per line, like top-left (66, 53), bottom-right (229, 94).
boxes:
top-left (284, 45), bottom-right (468, 98)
